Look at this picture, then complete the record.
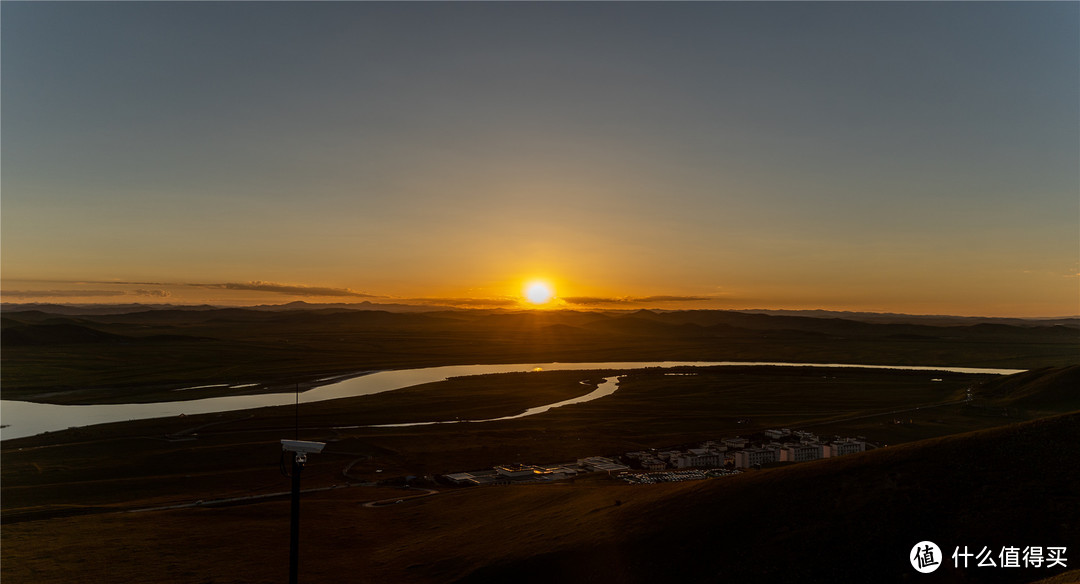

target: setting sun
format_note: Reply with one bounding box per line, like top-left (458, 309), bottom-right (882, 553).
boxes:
top-left (524, 281), bottom-right (555, 305)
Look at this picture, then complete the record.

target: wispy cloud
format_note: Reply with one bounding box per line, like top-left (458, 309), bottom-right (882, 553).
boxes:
top-left (559, 297), bottom-right (615, 306)
top-left (2, 279), bottom-right (173, 286)
top-left (75, 280), bottom-right (174, 286)
top-left (1, 289), bottom-right (171, 298)
top-left (635, 295), bottom-right (713, 303)
top-left (3, 279), bottom-right (379, 301)
top-left (561, 295), bottom-right (713, 306)
top-left (408, 297), bottom-right (520, 307)
top-left (1, 279), bottom-right (720, 309)
top-left (188, 281), bottom-right (379, 298)
top-left (132, 289), bottom-right (172, 297)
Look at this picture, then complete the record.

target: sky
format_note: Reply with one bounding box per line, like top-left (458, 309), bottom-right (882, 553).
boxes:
top-left (2, 2), bottom-right (1077, 316)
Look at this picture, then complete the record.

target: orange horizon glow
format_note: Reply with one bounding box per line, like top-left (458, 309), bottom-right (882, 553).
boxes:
top-left (1, 275), bottom-right (1076, 318)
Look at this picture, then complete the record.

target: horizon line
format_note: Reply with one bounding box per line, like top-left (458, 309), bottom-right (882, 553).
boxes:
top-left (1, 300), bottom-right (1076, 321)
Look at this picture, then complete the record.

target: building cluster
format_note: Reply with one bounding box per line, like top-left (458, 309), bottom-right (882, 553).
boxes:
top-left (440, 429), bottom-right (872, 487)
top-left (728, 429), bottom-right (867, 469)
top-left (624, 429), bottom-right (869, 471)
top-left (624, 441), bottom-right (730, 471)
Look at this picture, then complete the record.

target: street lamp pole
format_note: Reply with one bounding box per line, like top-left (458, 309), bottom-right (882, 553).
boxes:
top-left (281, 440), bottom-right (325, 584)
top-left (289, 451), bottom-right (304, 584)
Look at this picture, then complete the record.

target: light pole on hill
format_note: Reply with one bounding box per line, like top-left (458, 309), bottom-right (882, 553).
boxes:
top-left (281, 439), bottom-right (325, 584)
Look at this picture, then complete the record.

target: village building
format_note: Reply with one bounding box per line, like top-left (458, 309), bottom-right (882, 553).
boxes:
top-left (577, 457), bottom-right (630, 473)
top-left (824, 439), bottom-right (866, 457)
top-left (734, 447), bottom-right (780, 468)
top-left (779, 443), bottom-right (823, 462)
top-left (671, 450), bottom-right (723, 469)
top-left (722, 437), bottom-right (749, 449)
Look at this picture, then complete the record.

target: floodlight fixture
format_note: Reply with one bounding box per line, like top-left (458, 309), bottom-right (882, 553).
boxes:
top-left (281, 439), bottom-right (326, 454)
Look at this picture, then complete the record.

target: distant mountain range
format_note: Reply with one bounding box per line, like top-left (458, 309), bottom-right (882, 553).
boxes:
top-left (2, 301), bottom-right (1077, 327)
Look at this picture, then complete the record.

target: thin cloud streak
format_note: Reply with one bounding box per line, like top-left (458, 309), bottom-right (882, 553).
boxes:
top-left (187, 282), bottom-right (380, 298)
top-left (1, 289), bottom-right (171, 298)
top-left (5, 279), bottom-right (379, 298)
top-left (2, 279), bottom-right (726, 308)
top-left (408, 297), bottom-right (520, 307)
top-left (561, 295), bottom-right (714, 306)
top-left (5, 280), bottom-right (177, 287)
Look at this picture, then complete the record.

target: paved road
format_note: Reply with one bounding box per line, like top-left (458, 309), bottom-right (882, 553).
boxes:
top-left (362, 487), bottom-right (439, 508)
top-left (802, 398), bottom-right (970, 429)
top-left (127, 483), bottom-right (359, 513)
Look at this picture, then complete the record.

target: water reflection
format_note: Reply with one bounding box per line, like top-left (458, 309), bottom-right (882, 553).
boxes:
top-left (0, 361), bottom-right (1023, 440)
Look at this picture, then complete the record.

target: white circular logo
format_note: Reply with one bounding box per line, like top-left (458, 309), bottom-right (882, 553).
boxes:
top-left (910, 541), bottom-right (943, 573)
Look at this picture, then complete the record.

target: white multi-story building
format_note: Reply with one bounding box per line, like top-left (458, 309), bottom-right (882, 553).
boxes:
top-left (733, 447), bottom-right (779, 468)
top-left (826, 440), bottom-right (866, 457)
top-left (640, 458), bottom-right (667, 471)
top-left (779, 443), bottom-right (823, 462)
top-left (672, 451), bottom-right (723, 469)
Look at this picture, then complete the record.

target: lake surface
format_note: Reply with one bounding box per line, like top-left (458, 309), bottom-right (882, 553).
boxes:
top-left (0, 361), bottom-right (1024, 441)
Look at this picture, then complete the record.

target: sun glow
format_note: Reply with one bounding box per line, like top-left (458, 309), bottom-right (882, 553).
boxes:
top-left (524, 281), bottom-right (555, 305)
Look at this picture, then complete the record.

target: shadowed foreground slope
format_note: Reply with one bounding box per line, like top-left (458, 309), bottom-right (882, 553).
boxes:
top-left (978, 366), bottom-right (1080, 412)
top-left (3, 413), bottom-right (1075, 584)
top-left (455, 413), bottom-right (1079, 584)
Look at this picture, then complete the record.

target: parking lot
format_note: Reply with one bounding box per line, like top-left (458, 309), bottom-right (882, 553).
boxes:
top-left (618, 468), bottom-right (741, 484)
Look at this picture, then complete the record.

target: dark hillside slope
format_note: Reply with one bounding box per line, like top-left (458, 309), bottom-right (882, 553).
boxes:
top-left (977, 366), bottom-right (1080, 411)
top-left (458, 413), bottom-right (1079, 584)
top-left (0, 322), bottom-right (131, 346)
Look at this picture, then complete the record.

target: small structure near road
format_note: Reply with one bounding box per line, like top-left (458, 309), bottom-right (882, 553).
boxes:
top-left (577, 456), bottom-right (630, 474)
top-left (444, 463), bottom-right (581, 486)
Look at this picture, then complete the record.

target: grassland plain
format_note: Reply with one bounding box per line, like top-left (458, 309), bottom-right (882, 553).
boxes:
top-left (2, 367), bottom-right (1075, 518)
top-left (3, 308), bottom-right (1077, 403)
top-left (0, 370), bottom-right (613, 514)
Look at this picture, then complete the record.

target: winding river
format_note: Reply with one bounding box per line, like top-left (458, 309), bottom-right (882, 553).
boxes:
top-left (0, 361), bottom-right (1024, 441)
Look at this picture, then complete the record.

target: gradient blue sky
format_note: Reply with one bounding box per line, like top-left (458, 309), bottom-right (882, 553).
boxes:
top-left (3, 2), bottom-right (1077, 315)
